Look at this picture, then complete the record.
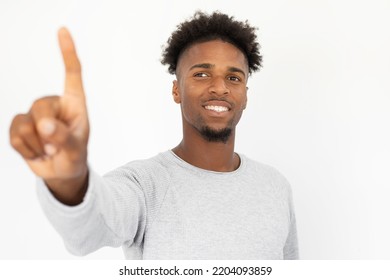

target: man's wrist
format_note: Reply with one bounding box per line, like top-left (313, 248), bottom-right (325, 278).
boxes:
top-left (44, 167), bottom-right (89, 206)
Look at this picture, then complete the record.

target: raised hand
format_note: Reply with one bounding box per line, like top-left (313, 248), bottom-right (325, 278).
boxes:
top-left (9, 28), bottom-right (90, 205)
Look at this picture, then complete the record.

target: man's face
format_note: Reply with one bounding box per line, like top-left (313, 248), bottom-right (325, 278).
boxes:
top-left (173, 39), bottom-right (249, 143)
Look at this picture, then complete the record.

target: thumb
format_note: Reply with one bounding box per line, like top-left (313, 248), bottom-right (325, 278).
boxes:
top-left (37, 118), bottom-right (80, 155)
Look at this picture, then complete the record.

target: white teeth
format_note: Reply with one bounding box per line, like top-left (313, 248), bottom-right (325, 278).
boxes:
top-left (205, 105), bottom-right (229, 112)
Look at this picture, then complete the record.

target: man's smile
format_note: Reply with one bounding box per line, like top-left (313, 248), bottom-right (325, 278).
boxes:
top-left (204, 105), bottom-right (229, 112)
top-left (202, 100), bottom-right (232, 115)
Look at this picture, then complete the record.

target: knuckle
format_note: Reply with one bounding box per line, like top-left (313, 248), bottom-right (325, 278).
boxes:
top-left (31, 96), bottom-right (59, 111)
top-left (10, 114), bottom-right (29, 135)
top-left (13, 113), bottom-right (26, 121)
top-left (31, 98), bottom-right (45, 109)
top-left (10, 136), bottom-right (23, 149)
top-left (10, 114), bottom-right (27, 127)
top-left (19, 123), bottom-right (35, 136)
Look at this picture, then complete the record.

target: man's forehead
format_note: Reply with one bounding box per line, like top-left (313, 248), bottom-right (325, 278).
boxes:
top-left (177, 40), bottom-right (249, 72)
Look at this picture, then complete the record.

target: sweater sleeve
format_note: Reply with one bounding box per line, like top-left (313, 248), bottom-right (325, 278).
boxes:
top-left (36, 168), bottom-right (146, 256)
top-left (283, 187), bottom-right (299, 260)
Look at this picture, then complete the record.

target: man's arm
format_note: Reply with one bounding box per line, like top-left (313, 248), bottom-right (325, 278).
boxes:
top-left (36, 168), bottom-right (147, 256)
top-left (9, 27), bottom-right (89, 205)
top-left (283, 188), bottom-right (299, 260)
top-left (9, 29), bottom-right (147, 256)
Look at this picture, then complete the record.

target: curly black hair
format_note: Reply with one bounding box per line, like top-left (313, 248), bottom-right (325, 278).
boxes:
top-left (161, 11), bottom-right (262, 75)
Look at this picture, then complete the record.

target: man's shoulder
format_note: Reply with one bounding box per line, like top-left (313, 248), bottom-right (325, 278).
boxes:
top-left (241, 154), bottom-right (283, 174)
top-left (240, 154), bottom-right (291, 189)
top-left (104, 151), bottom-right (173, 179)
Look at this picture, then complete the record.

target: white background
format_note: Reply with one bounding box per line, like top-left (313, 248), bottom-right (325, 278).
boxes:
top-left (0, 0), bottom-right (389, 260)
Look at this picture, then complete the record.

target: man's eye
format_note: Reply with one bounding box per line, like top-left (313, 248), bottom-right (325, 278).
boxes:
top-left (194, 72), bottom-right (208, 77)
top-left (228, 76), bottom-right (241, 82)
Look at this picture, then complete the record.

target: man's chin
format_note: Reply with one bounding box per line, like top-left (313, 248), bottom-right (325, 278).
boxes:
top-left (200, 126), bottom-right (232, 144)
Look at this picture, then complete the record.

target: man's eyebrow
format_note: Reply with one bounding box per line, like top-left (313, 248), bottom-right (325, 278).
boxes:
top-left (189, 63), bottom-right (246, 78)
top-left (228, 66), bottom-right (246, 78)
top-left (189, 63), bottom-right (214, 70)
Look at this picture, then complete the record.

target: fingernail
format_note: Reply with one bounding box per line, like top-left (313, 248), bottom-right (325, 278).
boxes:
top-left (39, 119), bottom-right (56, 136)
top-left (44, 144), bottom-right (57, 156)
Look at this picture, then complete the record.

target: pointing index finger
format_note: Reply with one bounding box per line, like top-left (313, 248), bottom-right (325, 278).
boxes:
top-left (58, 27), bottom-right (84, 96)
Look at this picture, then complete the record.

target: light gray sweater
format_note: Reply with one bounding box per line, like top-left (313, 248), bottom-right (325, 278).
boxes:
top-left (36, 150), bottom-right (299, 259)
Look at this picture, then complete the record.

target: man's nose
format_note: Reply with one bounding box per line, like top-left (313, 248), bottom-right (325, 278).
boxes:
top-left (208, 76), bottom-right (229, 95)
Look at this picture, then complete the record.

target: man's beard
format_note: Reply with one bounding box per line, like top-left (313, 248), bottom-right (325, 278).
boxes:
top-left (200, 126), bottom-right (232, 144)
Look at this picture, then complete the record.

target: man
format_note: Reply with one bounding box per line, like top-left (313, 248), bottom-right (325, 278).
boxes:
top-left (9, 11), bottom-right (298, 259)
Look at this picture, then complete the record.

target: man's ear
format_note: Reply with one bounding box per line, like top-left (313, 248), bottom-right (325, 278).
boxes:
top-left (172, 80), bottom-right (181, 104)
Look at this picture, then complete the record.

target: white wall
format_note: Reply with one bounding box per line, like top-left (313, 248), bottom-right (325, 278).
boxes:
top-left (1, 0), bottom-right (389, 259)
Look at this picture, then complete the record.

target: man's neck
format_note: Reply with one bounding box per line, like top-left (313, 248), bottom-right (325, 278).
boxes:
top-left (172, 129), bottom-right (240, 172)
